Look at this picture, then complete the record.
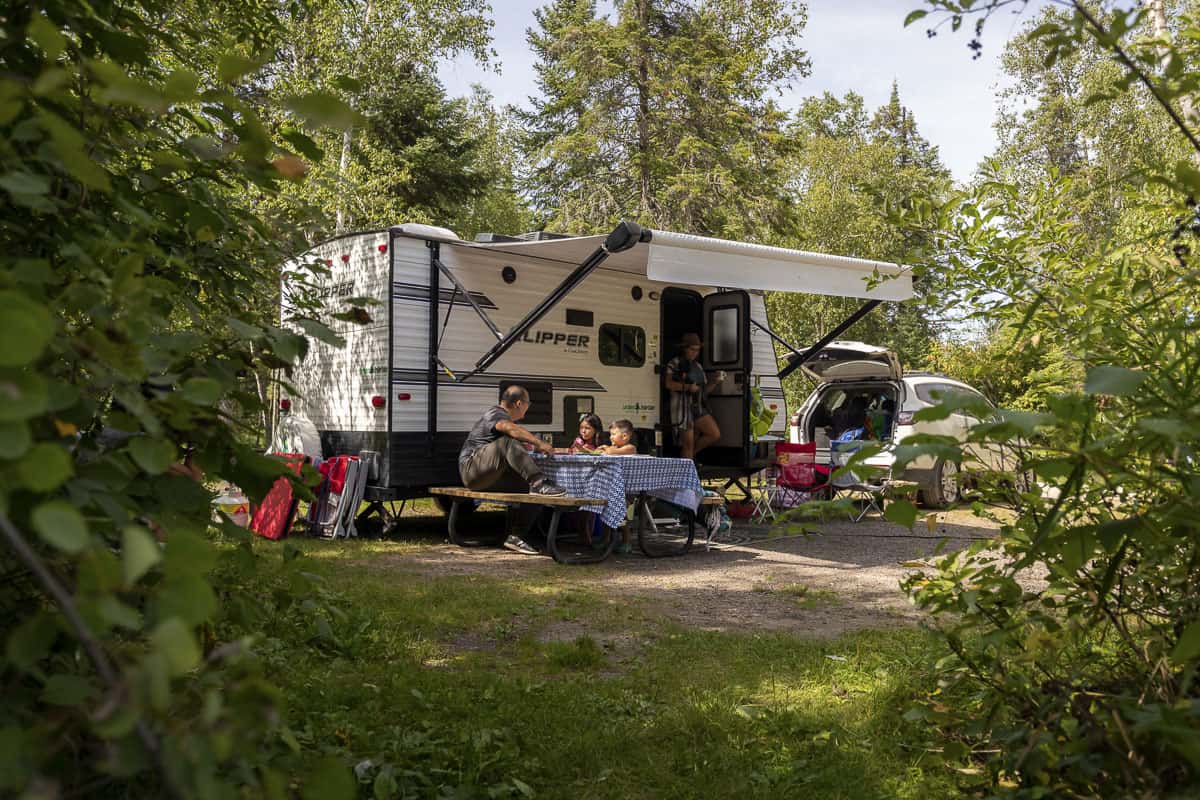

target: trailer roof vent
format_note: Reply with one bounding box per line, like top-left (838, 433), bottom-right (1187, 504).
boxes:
top-left (473, 232), bottom-right (524, 243)
top-left (516, 230), bottom-right (574, 241)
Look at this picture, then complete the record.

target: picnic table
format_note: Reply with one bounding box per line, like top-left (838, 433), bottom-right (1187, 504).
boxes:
top-left (428, 486), bottom-right (612, 565)
top-left (432, 454), bottom-right (714, 563)
top-left (533, 453), bottom-right (709, 557)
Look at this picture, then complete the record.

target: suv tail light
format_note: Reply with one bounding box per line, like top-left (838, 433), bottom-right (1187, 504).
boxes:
top-left (896, 410), bottom-right (914, 426)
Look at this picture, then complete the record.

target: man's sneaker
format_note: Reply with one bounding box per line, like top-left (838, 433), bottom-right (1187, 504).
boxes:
top-left (503, 535), bottom-right (540, 555)
top-left (530, 480), bottom-right (567, 497)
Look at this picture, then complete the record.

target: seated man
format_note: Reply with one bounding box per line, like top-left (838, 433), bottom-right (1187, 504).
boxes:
top-left (459, 385), bottom-right (567, 554)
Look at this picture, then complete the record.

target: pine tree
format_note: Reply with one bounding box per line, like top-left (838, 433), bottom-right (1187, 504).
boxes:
top-left (519, 0), bottom-right (810, 238)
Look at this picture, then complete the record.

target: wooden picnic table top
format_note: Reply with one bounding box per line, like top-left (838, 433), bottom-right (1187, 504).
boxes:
top-left (429, 486), bottom-right (607, 507)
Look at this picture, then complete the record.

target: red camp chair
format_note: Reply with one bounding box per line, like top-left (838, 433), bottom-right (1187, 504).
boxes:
top-left (767, 442), bottom-right (830, 510)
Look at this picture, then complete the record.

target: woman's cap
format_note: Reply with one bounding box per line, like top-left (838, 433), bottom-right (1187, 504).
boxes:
top-left (680, 333), bottom-right (702, 348)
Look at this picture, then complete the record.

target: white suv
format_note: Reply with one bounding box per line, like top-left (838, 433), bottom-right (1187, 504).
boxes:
top-left (789, 341), bottom-right (1016, 508)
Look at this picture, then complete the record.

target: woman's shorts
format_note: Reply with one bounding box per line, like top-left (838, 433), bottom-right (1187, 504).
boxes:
top-left (673, 403), bottom-right (712, 433)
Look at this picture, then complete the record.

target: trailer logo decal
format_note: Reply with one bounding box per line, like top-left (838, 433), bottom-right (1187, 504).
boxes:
top-left (518, 330), bottom-right (590, 352)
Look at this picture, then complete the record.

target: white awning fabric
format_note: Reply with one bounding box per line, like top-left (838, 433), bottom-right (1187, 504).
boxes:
top-left (462, 227), bottom-right (914, 301)
top-left (645, 230), bottom-right (913, 301)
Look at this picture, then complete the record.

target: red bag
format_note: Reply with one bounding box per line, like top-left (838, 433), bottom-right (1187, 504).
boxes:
top-left (250, 453), bottom-right (308, 540)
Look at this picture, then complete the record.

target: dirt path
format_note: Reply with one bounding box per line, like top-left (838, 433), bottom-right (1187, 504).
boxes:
top-left (368, 507), bottom-right (1041, 638)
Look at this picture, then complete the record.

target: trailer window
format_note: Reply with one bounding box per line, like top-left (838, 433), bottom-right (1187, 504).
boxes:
top-left (598, 324), bottom-right (645, 367)
top-left (709, 305), bottom-right (740, 365)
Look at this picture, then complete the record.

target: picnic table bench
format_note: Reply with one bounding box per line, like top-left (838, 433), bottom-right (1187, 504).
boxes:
top-left (429, 487), bottom-right (612, 565)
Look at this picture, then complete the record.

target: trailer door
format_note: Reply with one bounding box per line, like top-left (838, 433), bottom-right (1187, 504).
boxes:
top-left (701, 291), bottom-right (751, 465)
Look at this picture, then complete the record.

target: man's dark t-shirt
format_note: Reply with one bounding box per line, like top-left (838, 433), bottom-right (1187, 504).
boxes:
top-left (459, 406), bottom-right (512, 466)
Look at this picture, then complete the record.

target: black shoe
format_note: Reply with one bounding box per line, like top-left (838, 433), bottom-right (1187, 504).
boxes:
top-left (530, 480), bottom-right (567, 497)
top-left (503, 535), bottom-right (540, 555)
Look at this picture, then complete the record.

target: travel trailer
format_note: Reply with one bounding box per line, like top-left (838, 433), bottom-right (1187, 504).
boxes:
top-left (282, 221), bottom-right (913, 504)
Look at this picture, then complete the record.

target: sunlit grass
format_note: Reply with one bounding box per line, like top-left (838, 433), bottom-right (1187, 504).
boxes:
top-left (241, 530), bottom-right (959, 799)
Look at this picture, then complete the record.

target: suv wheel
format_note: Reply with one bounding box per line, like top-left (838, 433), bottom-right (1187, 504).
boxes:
top-left (921, 459), bottom-right (960, 509)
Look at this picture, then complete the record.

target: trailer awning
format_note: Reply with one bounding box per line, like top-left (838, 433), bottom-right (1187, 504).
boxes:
top-left (645, 230), bottom-right (912, 301)
top-left (463, 228), bottom-right (913, 301)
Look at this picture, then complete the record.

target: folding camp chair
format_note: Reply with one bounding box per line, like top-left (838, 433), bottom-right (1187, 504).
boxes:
top-left (754, 442), bottom-right (830, 522)
top-left (830, 440), bottom-right (886, 522)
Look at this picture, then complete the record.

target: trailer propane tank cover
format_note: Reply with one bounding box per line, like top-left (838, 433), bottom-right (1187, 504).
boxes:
top-left (604, 221), bottom-right (649, 253)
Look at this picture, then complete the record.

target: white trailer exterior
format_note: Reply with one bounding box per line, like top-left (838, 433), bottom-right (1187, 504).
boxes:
top-left (284, 222), bottom-right (912, 499)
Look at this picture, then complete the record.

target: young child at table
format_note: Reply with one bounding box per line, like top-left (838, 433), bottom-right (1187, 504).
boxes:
top-left (599, 419), bottom-right (637, 455)
top-left (557, 413), bottom-right (603, 454)
top-left (600, 419), bottom-right (638, 553)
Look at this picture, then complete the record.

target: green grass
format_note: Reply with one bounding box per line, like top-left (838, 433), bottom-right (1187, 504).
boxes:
top-left (236, 532), bottom-right (960, 799)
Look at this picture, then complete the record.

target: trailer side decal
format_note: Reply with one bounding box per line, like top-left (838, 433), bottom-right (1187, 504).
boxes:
top-left (390, 369), bottom-right (606, 393)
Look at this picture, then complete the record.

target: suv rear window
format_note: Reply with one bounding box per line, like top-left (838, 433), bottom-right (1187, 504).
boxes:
top-left (915, 382), bottom-right (990, 409)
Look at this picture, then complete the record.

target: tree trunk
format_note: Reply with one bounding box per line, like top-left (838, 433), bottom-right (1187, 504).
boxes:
top-left (334, 0), bottom-right (374, 234)
top-left (634, 0), bottom-right (653, 223)
top-left (1148, 0), bottom-right (1198, 132)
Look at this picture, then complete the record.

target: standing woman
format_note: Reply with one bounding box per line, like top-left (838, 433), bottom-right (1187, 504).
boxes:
top-left (664, 333), bottom-right (722, 460)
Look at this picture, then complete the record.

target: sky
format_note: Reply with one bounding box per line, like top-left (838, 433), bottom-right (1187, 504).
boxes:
top-left (437, 0), bottom-right (1044, 183)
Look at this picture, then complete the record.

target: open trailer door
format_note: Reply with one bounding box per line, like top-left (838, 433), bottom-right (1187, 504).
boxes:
top-left (700, 291), bottom-right (751, 466)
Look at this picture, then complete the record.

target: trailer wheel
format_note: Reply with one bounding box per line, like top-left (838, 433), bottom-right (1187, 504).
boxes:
top-left (433, 494), bottom-right (475, 517)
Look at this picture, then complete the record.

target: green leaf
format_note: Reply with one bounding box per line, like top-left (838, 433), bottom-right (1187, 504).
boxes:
top-left (1172, 621), bottom-right (1200, 663)
top-left (1138, 418), bottom-right (1190, 437)
top-left (31, 501), bottom-right (89, 554)
top-left (0, 172), bottom-right (52, 197)
top-left (302, 757), bottom-right (355, 800)
top-left (0, 421), bottom-right (32, 459)
top-left (128, 436), bottom-right (176, 475)
top-left (16, 443), bottom-right (72, 491)
top-left (281, 128), bottom-right (324, 161)
top-left (42, 674), bottom-right (95, 706)
top-left (1084, 365), bottom-right (1146, 396)
top-left (27, 14), bottom-right (67, 60)
top-left (181, 377), bottom-right (222, 407)
top-left (163, 69), bottom-right (199, 102)
top-left (903, 9), bottom-right (928, 27)
top-left (295, 318), bottom-right (346, 347)
top-left (0, 726), bottom-right (32, 789)
top-left (217, 54), bottom-right (261, 83)
top-left (0, 371), bottom-right (48, 422)
top-left (884, 499), bottom-right (918, 529)
top-left (0, 291), bottom-right (54, 366)
top-left (149, 618), bottom-right (200, 676)
top-left (154, 574), bottom-right (218, 626)
top-left (226, 316), bottom-right (263, 339)
top-left (121, 525), bottom-right (162, 586)
top-left (96, 596), bottom-right (142, 630)
top-left (6, 611), bottom-right (57, 672)
top-left (284, 92), bottom-right (358, 131)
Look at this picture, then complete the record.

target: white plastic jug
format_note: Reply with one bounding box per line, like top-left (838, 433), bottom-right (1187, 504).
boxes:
top-left (212, 491), bottom-right (250, 527)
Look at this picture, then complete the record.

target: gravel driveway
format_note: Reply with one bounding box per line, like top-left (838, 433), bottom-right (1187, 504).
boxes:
top-left (378, 507), bottom-right (1031, 638)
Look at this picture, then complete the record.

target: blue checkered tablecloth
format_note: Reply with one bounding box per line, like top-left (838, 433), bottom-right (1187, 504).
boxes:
top-left (613, 455), bottom-right (703, 511)
top-left (532, 454), bottom-right (627, 529)
top-left (532, 454), bottom-right (703, 528)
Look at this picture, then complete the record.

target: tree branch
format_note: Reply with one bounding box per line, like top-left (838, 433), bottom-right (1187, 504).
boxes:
top-left (0, 513), bottom-right (180, 799)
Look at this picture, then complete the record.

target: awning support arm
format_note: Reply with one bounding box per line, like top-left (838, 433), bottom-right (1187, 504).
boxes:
top-left (458, 221), bottom-right (649, 381)
top-left (749, 317), bottom-right (802, 357)
top-left (776, 299), bottom-right (882, 382)
top-left (433, 257), bottom-right (503, 341)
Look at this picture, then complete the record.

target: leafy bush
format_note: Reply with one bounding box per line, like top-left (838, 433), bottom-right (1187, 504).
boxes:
top-left (0, 1), bottom-right (356, 795)
top-left (894, 3), bottom-right (1200, 797)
